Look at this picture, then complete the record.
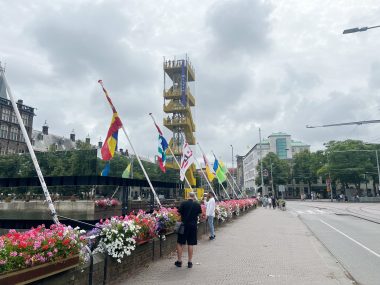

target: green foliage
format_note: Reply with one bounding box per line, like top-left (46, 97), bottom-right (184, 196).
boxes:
top-left (293, 150), bottom-right (326, 185)
top-left (255, 152), bottom-right (290, 187)
top-left (322, 140), bottom-right (379, 189)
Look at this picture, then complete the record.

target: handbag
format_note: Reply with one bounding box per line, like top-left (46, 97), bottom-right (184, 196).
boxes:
top-left (175, 202), bottom-right (194, 235)
top-left (174, 222), bottom-right (185, 235)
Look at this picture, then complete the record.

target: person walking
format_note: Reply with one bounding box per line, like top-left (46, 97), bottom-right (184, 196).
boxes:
top-left (206, 191), bottom-right (216, 240)
top-left (268, 196), bottom-right (272, 209)
top-left (175, 192), bottom-right (202, 269)
top-left (272, 196), bottom-right (276, 209)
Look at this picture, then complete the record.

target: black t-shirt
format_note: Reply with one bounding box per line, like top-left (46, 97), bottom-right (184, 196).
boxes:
top-left (179, 199), bottom-right (202, 225)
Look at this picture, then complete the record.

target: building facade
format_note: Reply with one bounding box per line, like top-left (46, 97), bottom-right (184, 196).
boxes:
top-left (242, 132), bottom-right (310, 196)
top-left (0, 66), bottom-right (35, 155)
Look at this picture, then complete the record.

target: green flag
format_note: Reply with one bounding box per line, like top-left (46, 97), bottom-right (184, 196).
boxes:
top-left (122, 163), bottom-right (131, 178)
top-left (213, 158), bottom-right (226, 183)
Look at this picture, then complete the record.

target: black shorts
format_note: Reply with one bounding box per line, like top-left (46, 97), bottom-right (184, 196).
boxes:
top-left (177, 223), bottom-right (197, 245)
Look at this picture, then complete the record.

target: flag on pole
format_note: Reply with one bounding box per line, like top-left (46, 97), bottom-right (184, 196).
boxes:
top-left (180, 142), bottom-right (195, 181)
top-left (98, 80), bottom-right (123, 161)
top-left (213, 158), bottom-right (226, 183)
top-left (122, 162), bottom-right (131, 178)
top-left (101, 161), bottom-right (110, 176)
top-left (203, 154), bottom-right (215, 182)
top-left (101, 112), bottom-right (122, 160)
top-left (153, 121), bottom-right (168, 173)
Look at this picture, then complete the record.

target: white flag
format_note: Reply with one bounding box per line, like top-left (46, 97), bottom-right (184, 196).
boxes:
top-left (180, 142), bottom-right (195, 181)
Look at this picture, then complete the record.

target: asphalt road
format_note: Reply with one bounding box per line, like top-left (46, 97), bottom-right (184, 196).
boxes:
top-left (287, 201), bottom-right (380, 285)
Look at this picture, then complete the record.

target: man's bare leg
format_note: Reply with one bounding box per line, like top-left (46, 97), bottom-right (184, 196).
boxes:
top-left (176, 243), bottom-right (183, 261)
top-left (188, 245), bottom-right (193, 262)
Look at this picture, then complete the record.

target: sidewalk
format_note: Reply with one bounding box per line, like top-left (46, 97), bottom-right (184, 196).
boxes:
top-left (118, 208), bottom-right (354, 285)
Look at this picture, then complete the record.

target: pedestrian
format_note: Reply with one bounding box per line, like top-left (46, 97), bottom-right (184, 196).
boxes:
top-left (272, 196), bottom-right (276, 209)
top-left (206, 191), bottom-right (216, 240)
top-left (268, 196), bottom-right (272, 208)
top-left (175, 192), bottom-right (202, 269)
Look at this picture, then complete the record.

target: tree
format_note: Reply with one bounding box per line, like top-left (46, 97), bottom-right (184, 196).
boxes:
top-left (256, 152), bottom-right (290, 191)
top-left (321, 140), bottom-right (375, 192)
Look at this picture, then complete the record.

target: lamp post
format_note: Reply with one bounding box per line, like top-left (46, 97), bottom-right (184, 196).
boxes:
top-left (343, 25), bottom-right (380, 34)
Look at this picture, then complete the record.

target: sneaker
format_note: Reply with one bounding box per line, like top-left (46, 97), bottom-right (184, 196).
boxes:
top-left (209, 236), bottom-right (215, 240)
top-left (188, 262), bottom-right (193, 268)
top-left (174, 261), bottom-right (182, 267)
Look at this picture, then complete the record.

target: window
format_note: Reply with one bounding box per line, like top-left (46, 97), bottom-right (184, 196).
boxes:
top-left (10, 127), bottom-right (18, 141)
top-left (0, 125), bottom-right (8, 139)
top-left (11, 112), bottom-right (17, 123)
top-left (1, 109), bottom-right (10, 121)
top-left (21, 114), bottom-right (29, 126)
top-left (276, 138), bottom-right (287, 159)
top-left (19, 133), bottom-right (25, 142)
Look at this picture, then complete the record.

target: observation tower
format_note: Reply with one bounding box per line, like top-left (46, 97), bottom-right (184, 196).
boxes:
top-left (163, 56), bottom-right (196, 186)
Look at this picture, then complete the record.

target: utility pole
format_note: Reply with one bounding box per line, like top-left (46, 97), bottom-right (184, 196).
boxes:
top-left (259, 128), bottom-right (264, 195)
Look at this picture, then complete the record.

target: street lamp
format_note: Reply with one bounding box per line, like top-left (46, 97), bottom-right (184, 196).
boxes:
top-left (343, 25), bottom-right (380, 34)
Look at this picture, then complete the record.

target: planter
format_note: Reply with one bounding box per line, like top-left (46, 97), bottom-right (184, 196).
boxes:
top-left (0, 255), bottom-right (79, 285)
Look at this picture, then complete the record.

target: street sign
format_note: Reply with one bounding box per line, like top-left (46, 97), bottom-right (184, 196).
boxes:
top-left (279, 185), bottom-right (285, 192)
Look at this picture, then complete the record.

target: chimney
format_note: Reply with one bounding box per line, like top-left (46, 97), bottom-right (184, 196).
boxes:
top-left (42, 121), bottom-right (49, 135)
top-left (98, 137), bottom-right (103, 148)
top-left (17, 99), bottom-right (23, 105)
top-left (85, 135), bottom-right (90, 144)
top-left (70, 129), bottom-right (75, 142)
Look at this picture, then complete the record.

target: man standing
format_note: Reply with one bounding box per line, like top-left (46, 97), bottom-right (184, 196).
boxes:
top-left (175, 192), bottom-right (202, 268)
top-left (206, 191), bottom-right (216, 240)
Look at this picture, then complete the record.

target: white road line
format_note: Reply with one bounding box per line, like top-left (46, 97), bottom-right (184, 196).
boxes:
top-left (319, 219), bottom-right (380, 258)
top-left (307, 210), bottom-right (315, 214)
top-left (296, 210), bottom-right (304, 214)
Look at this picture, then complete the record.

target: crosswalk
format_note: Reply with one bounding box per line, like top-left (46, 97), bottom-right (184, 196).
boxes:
top-left (289, 209), bottom-right (330, 216)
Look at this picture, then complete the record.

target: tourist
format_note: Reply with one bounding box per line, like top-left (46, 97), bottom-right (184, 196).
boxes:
top-left (268, 196), bottom-right (272, 208)
top-left (175, 192), bottom-right (202, 269)
top-left (272, 196), bottom-right (276, 210)
top-left (206, 191), bottom-right (216, 240)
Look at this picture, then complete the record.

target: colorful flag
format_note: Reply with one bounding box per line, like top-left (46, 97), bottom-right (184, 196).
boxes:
top-left (180, 142), bottom-right (195, 181)
top-left (213, 158), bottom-right (226, 184)
top-left (101, 161), bottom-right (110, 176)
top-left (122, 162), bottom-right (131, 178)
top-left (203, 154), bottom-right (215, 182)
top-left (153, 121), bottom-right (168, 173)
top-left (98, 80), bottom-right (123, 161)
top-left (101, 112), bottom-right (123, 160)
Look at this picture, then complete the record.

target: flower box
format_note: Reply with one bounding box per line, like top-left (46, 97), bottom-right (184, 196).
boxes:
top-left (0, 255), bottom-right (79, 285)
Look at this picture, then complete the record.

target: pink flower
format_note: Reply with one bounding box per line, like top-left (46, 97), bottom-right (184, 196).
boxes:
top-left (10, 251), bottom-right (17, 257)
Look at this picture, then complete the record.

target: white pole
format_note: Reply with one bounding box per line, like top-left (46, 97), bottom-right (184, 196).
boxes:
top-left (195, 143), bottom-right (221, 200)
top-left (227, 171), bottom-right (247, 198)
top-left (220, 183), bottom-right (231, 200)
top-left (148, 113), bottom-right (197, 200)
top-left (189, 146), bottom-right (219, 201)
top-left (211, 151), bottom-right (239, 199)
top-left (2, 69), bottom-right (59, 224)
top-left (99, 81), bottom-right (161, 207)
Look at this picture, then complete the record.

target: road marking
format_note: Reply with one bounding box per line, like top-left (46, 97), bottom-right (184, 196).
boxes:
top-left (319, 219), bottom-right (380, 258)
top-left (296, 210), bottom-right (304, 214)
top-left (307, 210), bottom-right (315, 214)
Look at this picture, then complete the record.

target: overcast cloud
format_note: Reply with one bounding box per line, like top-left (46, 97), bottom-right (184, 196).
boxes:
top-left (1, 0), bottom-right (380, 165)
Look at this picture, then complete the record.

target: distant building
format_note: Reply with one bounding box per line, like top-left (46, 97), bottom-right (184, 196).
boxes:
top-left (0, 65), bottom-right (35, 155)
top-left (242, 132), bottom-right (310, 196)
top-left (31, 124), bottom-right (77, 152)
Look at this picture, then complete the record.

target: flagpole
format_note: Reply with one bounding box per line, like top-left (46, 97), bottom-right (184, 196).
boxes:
top-left (219, 182), bottom-right (231, 200)
top-left (226, 171), bottom-right (247, 198)
top-left (196, 142), bottom-right (221, 200)
top-left (2, 68), bottom-right (59, 224)
top-left (98, 81), bottom-right (161, 208)
top-left (211, 151), bottom-right (237, 199)
top-left (148, 113), bottom-right (197, 201)
top-left (189, 146), bottom-right (219, 201)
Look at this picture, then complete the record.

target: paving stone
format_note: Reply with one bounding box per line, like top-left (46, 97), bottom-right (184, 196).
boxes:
top-left (117, 208), bottom-right (354, 285)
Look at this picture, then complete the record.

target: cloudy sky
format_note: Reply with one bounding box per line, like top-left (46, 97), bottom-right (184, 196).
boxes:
top-left (1, 0), bottom-right (380, 166)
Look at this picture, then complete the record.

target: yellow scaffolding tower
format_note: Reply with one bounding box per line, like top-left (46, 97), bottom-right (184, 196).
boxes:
top-left (163, 56), bottom-right (196, 186)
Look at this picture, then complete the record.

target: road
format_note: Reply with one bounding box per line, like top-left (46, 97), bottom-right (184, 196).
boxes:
top-left (287, 201), bottom-right (380, 285)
